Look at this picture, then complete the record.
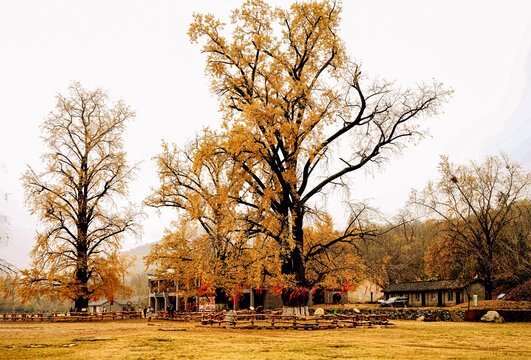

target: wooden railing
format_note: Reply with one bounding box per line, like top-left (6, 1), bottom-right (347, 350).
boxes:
top-left (1, 310), bottom-right (391, 328)
top-left (0, 311), bottom-right (142, 322)
top-left (153, 311), bottom-right (204, 321)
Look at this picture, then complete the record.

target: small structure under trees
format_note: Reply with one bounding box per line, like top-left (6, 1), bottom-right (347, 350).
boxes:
top-left (384, 279), bottom-right (485, 307)
top-left (88, 298), bottom-right (133, 313)
top-left (20, 82), bottom-right (140, 312)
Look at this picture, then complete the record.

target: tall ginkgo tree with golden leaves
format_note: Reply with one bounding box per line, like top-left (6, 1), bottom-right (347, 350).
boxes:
top-left (189, 0), bottom-right (451, 315)
top-left (146, 132), bottom-right (271, 305)
top-left (20, 83), bottom-right (140, 311)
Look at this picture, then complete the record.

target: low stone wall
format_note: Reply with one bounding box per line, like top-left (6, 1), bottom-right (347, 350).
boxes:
top-left (464, 309), bottom-right (531, 322)
top-left (325, 308), bottom-right (466, 321)
top-left (324, 308), bottom-right (531, 322)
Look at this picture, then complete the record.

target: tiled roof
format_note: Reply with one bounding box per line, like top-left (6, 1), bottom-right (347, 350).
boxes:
top-left (88, 299), bottom-right (108, 306)
top-left (384, 279), bottom-right (477, 293)
top-left (88, 299), bottom-right (130, 306)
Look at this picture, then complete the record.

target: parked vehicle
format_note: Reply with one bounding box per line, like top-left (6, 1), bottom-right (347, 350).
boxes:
top-left (380, 296), bottom-right (408, 307)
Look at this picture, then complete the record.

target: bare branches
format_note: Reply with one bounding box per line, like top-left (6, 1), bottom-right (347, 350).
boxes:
top-left (410, 154), bottom-right (530, 298)
top-left (0, 259), bottom-right (17, 276)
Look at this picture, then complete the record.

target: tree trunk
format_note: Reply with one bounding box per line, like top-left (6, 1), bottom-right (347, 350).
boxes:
top-left (214, 288), bottom-right (229, 311)
top-left (281, 288), bottom-right (310, 317)
top-left (280, 247), bottom-right (310, 316)
top-left (479, 254), bottom-right (494, 300)
top-left (484, 275), bottom-right (494, 300)
top-left (74, 252), bottom-right (90, 312)
top-left (74, 297), bottom-right (89, 313)
top-left (280, 206), bottom-right (310, 316)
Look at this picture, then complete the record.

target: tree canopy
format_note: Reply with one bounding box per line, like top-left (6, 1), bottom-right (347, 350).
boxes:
top-left (187, 0), bottom-right (450, 310)
top-left (145, 133), bottom-right (268, 300)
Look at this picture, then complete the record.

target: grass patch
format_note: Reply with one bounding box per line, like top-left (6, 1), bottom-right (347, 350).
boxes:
top-left (150, 337), bottom-right (173, 342)
top-left (73, 337), bottom-right (113, 342)
top-left (0, 319), bottom-right (529, 359)
top-left (23, 344), bottom-right (51, 348)
top-left (328, 344), bottom-right (353, 348)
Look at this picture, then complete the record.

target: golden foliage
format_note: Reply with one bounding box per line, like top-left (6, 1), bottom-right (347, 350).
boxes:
top-left (145, 133), bottom-right (270, 295)
top-left (303, 213), bottom-right (365, 289)
top-left (19, 82), bottom-right (139, 309)
top-left (146, 0), bottom-right (451, 301)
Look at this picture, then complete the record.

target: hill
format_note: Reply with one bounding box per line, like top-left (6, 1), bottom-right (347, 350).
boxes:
top-left (122, 243), bottom-right (154, 275)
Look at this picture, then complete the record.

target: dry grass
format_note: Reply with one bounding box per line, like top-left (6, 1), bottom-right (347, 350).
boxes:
top-left (0, 319), bottom-right (530, 359)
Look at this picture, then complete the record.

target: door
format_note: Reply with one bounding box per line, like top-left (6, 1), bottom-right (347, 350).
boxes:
top-left (238, 293), bottom-right (250, 310)
top-left (437, 292), bottom-right (443, 307)
top-left (253, 289), bottom-right (265, 308)
top-left (421, 293), bottom-right (426, 307)
top-left (456, 291), bottom-right (461, 304)
top-left (313, 288), bottom-right (325, 305)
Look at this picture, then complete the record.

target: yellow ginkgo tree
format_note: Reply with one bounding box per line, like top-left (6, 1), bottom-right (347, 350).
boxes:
top-left (145, 132), bottom-right (270, 305)
top-left (20, 83), bottom-right (140, 311)
top-left (188, 0), bottom-right (450, 314)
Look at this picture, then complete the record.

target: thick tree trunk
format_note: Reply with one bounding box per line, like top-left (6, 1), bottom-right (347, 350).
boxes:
top-left (280, 206), bottom-right (306, 283)
top-left (214, 288), bottom-right (230, 311)
top-left (74, 297), bottom-right (89, 313)
top-left (280, 247), bottom-right (310, 316)
top-left (280, 246), bottom-right (305, 285)
top-left (484, 275), bottom-right (494, 300)
top-left (479, 255), bottom-right (494, 300)
top-left (74, 252), bottom-right (90, 312)
top-left (280, 206), bottom-right (310, 316)
top-left (281, 288), bottom-right (310, 317)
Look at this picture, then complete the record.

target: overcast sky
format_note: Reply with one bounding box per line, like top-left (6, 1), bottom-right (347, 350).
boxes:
top-left (1, 0), bottom-right (530, 268)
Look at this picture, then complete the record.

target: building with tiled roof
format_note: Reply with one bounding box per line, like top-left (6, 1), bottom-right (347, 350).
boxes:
top-left (384, 279), bottom-right (485, 307)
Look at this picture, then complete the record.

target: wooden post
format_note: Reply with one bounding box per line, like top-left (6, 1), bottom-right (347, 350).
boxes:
top-left (250, 286), bottom-right (254, 309)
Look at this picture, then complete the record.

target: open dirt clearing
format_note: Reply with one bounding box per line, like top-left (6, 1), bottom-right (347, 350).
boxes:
top-left (0, 319), bottom-right (530, 359)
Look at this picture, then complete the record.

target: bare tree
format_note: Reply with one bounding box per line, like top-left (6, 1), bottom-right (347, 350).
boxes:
top-left (411, 154), bottom-right (530, 299)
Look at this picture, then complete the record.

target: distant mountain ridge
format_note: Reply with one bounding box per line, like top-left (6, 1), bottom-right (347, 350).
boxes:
top-left (122, 243), bottom-right (154, 275)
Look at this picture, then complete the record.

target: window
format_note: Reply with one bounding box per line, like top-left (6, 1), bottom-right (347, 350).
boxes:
top-left (431, 293), bottom-right (437, 301)
top-left (448, 292), bottom-right (454, 301)
top-left (415, 293), bottom-right (421, 302)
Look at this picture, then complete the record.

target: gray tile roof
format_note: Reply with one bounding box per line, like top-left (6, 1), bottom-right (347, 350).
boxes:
top-left (384, 279), bottom-right (476, 293)
top-left (88, 299), bottom-right (130, 306)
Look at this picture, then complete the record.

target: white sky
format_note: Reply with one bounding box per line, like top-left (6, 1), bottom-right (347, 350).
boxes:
top-left (1, 0), bottom-right (530, 268)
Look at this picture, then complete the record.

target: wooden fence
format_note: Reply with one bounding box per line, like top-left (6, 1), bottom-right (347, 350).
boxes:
top-left (1, 310), bottom-right (392, 329)
top-left (154, 311), bottom-right (392, 330)
top-left (0, 311), bottom-right (142, 322)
